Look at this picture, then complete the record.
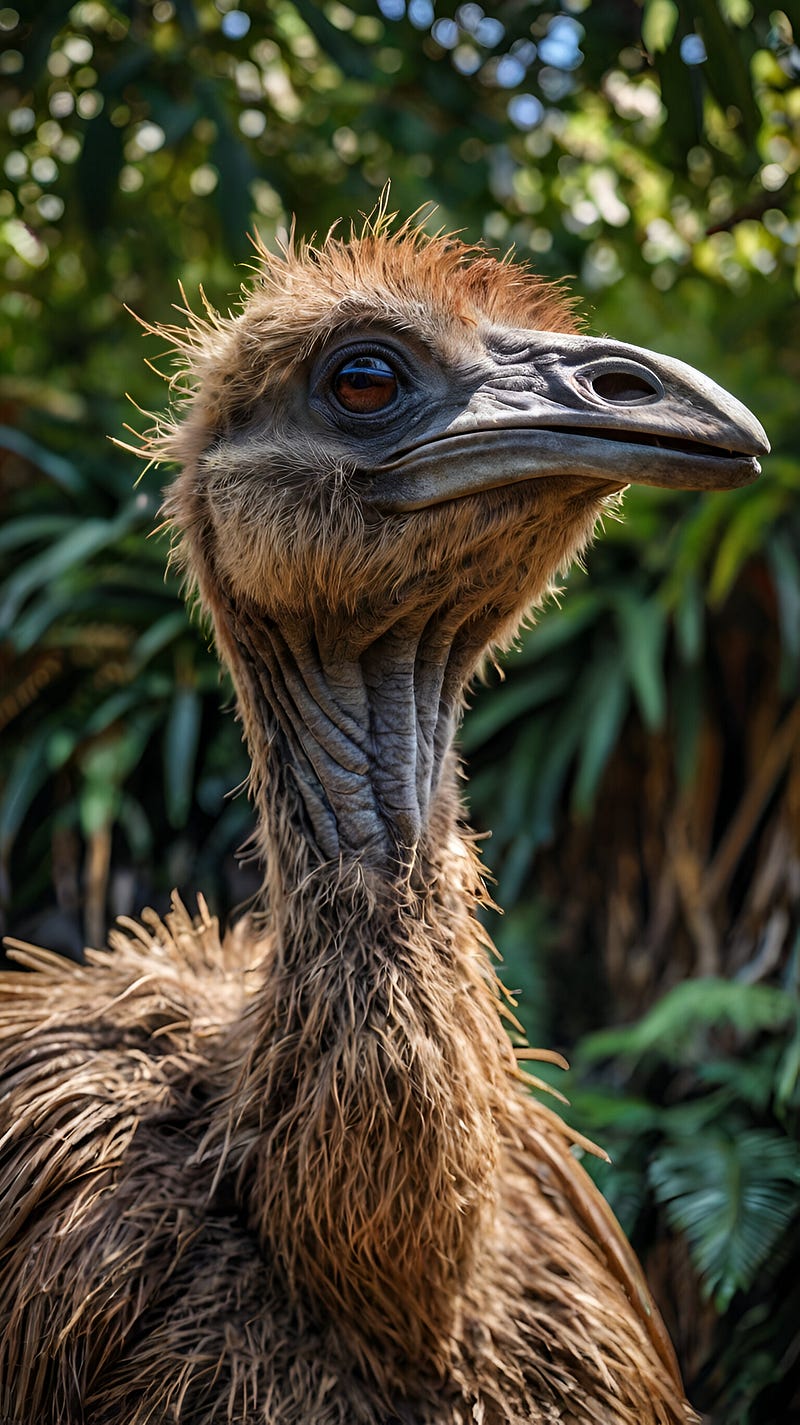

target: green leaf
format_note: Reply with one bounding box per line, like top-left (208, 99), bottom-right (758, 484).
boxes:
top-left (523, 699), bottom-right (586, 845)
top-left (775, 1019), bottom-right (800, 1111)
top-left (0, 514), bottom-right (76, 553)
top-left (164, 683), bottom-right (202, 828)
top-left (0, 729), bottom-right (52, 861)
top-left (694, 0), bottom-right (761, 157)
top-left (117, 793), bottom-right (155, 860)
top-left (0, 505), bottom-right (141, 634)
top-left (571, 652), bottom-right (629, 815)
top-left (12, 592), bottom-right (80, 654)
top-left (642, 0), bottom-right (679, 53)
top-left (514, 592), bottom-right (602, 664)
top-left (613, 591), bottom-right (667, 731)
top-left (673, 572), bottom-right (704, 665)
top-left (460, 665), bottom-right (572, 753)
top-left (708, 487), bottom-right (784, 607)
top-left (649, 23), bottom-right (702, 163)
top-left (132, 610), bottom-right (191, 668)
top-left (292, 0), bottom-right (377, 79)
top-left (578, 979), bottom-right (798, 1068)
top-left (0, 427), bottom-right (85, 496)
top-left (84, 679), bottom-right (171, 737)
top-left (76, 109), bottom-right (125, 231)
top-left (649, 1130), bottom-right (800, 1309)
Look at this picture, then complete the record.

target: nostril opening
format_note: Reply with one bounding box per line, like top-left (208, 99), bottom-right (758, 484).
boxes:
top-left (591, 370), bottom-right (660, 404)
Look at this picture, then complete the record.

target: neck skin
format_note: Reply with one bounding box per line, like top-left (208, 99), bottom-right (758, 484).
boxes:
top-left (205, 582), bottom-right (519, 1381)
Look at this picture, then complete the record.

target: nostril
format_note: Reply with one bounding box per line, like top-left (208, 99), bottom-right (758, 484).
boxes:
top-left (591, 370), bottom-right (660, 404)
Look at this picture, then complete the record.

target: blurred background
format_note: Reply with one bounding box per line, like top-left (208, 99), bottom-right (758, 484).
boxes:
top-left (1, 0), bottom-right (799, 1417)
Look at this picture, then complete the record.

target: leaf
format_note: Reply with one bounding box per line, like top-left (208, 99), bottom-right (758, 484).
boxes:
top-left (708, 486), bottom-right (783, 607)
top-left (523, 699), bottom-right (586, 845)
top-left (11, 593), bottom-right (76, 654)
top-left (164, 683), bottom-right (202, 828)
top-left (696, 1054), bottom-right (782, 1114)
top-left (132, 610), bottom-right (191, 668)
top-left (514, 591), bottom-right (602, 664)
top-left (578, 979), bottom-right (798, 1068)
top-left (84, 679), bottom-right (171, 737)
top-left (76, 109), bottom-right (125, 231)
top-left (673, 571), bottom-right (704, 665)
top-left (20, 0), bottom-right (75, 86)
top-left (597, 1166), bottom-right (650, 1239)
top-left (195, 82), bottom-right (260, 259)
top-left (0, 514), bottom-right (76, 553)
top-left (642, 0), bottom-right (679, 53)
top-left (0, 426), bottom-right (86, 496)
top-left (649, 1130), bottom-right (800, 1309)
top-left (116, 793), bottom-right (154, 860)
top-left (460, 664), bottom-right (572, 752)
top-left (694, 0), bottom-right (761, 158)
top-left (0, 505), bottom-right (141, 634)
top-left (0, 729), bottom-right (52, 862)
top-left (78, 723), bottom-right (154, 836)
top-left (613, 591), bottom-right (667, 731)
top-left (292, 0), bottom-right (377, 79)
top-left (649, 22), bottom-right (702, 163)
top-left (571, 651), bottom-right (629, 815)
top-left (775, 1016), bottom-right (800, 1112)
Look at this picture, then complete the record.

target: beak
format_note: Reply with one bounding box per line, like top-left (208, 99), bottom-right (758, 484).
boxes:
top-left (367, 329), bottom-right (769, 512)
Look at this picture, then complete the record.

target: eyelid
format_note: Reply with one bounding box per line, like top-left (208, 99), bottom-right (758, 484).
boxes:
top-left (316, 338), bottom-right (410, 384)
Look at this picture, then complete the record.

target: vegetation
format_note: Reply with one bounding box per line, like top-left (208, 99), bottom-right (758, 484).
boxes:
top-left (2, 1), bottom-right (799, 1417)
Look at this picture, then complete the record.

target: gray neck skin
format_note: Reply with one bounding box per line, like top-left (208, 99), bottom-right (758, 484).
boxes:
top-left (211, 591), bottom-right (507, 1375)
top-left (226, 591), bottom-right (483, 870)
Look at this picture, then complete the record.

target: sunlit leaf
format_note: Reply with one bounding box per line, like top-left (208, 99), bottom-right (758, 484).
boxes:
top-left (642, 0), bottom-right (679, 53)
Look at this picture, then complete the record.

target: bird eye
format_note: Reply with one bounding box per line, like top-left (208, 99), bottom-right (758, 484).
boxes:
top-left (332, 355), bottom-right (398, 414)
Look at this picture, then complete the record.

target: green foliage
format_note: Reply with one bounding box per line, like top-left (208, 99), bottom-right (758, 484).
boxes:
top-left (544, 975), bottom-right (800, 1419)
top-left (579, 977), bottom-right (798, 1065)
top-left (649, 1129), bottom-right (800, 1311)
top-left (0, 423), bottom-right (250, 927)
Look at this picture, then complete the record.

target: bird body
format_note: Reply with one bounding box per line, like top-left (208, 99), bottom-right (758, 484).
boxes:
top-left (1, 891), bottom-right (686, 1424)
top-left (0, 216), bottom-right (767, 1423)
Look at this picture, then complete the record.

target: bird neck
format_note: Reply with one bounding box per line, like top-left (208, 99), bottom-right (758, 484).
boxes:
top-left (211, 593), bottom-right (518, 1376)
top-left (220, 586), bottom-right (486, 873)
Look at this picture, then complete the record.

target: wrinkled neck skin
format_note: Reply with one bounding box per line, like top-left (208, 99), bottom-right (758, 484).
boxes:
top-left (208, 576), bottom-right (519, 1384)
top-left (226, 584), bottom-right (483, 870)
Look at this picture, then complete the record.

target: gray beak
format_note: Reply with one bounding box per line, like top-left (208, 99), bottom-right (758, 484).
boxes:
top-left (368, 329), bottom-right (769, 512)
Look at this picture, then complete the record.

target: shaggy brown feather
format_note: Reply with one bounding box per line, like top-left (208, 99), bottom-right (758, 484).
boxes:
top-left (0, 215), bottom-right (698, 1423)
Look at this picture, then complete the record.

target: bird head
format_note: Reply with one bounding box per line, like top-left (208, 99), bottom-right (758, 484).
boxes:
top-left (147, 215), bottom-right (767, 664)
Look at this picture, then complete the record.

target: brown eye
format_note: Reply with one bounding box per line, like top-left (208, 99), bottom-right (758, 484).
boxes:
top-left (333, 356), bottom-right (398, 414)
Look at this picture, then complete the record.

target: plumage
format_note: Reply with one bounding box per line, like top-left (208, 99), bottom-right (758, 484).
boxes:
top-left (0, 212), bottom-right (768, 1423)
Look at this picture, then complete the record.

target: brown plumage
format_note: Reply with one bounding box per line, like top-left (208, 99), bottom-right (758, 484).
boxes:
top-left (0, 211), bottom-right (767, 1423)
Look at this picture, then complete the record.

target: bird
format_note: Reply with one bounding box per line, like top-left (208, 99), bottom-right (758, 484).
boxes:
top-left (0, 210), bottom-right (768, 1425)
